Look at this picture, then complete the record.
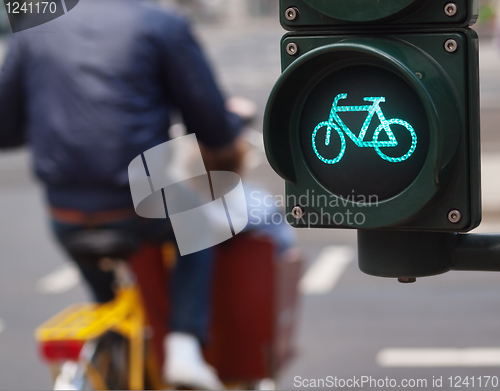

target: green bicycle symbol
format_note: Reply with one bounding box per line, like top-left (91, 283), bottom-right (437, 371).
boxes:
top-left (312, 93), bottom-right (418, 164)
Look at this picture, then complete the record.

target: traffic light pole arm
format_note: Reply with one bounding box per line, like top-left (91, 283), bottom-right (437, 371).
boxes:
top-left (357, 230), bottom-right (500, 279)
top-left (452, 233), bottom-right (500, 272)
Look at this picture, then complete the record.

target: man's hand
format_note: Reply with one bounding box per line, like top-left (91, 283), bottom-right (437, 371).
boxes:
top-left (200, 96), bottom-right (256, 173)
top-left (200, 138), bottom-right (247, 174)
top-left (225, 96), bottom-right (257, 125)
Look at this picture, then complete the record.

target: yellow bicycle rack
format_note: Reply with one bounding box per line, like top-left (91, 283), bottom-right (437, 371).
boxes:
top-left (36, 288), bottom-right (149, 390)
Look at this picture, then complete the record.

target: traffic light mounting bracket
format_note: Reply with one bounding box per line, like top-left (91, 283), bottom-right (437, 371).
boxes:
top-left (358, 230), bottom-right (500, 281)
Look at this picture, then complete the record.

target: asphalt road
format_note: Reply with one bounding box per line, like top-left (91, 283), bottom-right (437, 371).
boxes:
top-left (1, 17), bottom-right (500, 391)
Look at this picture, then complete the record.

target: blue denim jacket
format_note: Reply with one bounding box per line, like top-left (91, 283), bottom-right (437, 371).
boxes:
top-left (0, 0), bottom-right (241, 211)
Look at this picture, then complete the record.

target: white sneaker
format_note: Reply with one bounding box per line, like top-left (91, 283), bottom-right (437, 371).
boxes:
top-left (164, 332), bottom-right (225, 390)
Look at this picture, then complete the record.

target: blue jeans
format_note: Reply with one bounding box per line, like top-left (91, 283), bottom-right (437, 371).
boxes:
top-left (51, 217), bottom-right (214, 344)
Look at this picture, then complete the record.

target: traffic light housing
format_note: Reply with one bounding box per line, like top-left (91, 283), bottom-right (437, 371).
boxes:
top-left (280, 0), bottom-right (477, 29)
top-left (264, 0), bottom-right (480, 233)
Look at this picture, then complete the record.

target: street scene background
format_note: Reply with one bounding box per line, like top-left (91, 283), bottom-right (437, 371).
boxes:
top-left (1, 0), bottom-right (500, 389)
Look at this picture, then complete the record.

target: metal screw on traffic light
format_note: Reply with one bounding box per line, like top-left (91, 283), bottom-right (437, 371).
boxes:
top-left (444, 39), bottom-right (458, 53)
top-left (286, 42), bottom-right (299, 56)
top-left (448, 210), bottom-right (462, 224)
top-left (444, 3), bottom-right (458, 17)
top-left (285, 7), bottom-right (299, 21)
top-left (292, 206), bottom-right (304, 220)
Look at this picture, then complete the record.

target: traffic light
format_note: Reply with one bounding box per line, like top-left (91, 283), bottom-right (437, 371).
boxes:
top-left (264, 0), bottom-right (480, 233)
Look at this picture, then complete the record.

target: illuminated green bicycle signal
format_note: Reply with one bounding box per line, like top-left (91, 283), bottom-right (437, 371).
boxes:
top-left (312, 93), bottom-right (418, 164)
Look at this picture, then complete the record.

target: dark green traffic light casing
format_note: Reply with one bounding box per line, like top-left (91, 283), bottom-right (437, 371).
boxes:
top-left (264, 18), bottom-right (480, 232)
top-left (265, 0), bottom-right (482, 279)
top-left (281, 0), bottom-right (478, 29)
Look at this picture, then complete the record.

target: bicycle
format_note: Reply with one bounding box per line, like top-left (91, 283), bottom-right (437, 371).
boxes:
top-left (35, 229), bottom-right (301, 390)
top-left (36, 230), bottom-right (165, 390)
top-left (312, 93), bottom-right (417, 165)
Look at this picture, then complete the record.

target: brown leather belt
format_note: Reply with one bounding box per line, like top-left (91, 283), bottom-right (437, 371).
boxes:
top-left (50, 206), bottom-right (137, 226)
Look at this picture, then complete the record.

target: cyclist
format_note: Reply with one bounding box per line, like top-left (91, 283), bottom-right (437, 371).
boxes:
top-left (0, 0), bottom-right (245, 388)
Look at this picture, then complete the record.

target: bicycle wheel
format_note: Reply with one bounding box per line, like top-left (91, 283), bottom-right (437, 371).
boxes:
top-left (373, 118), bottom-right (417, 163)
top-left (89, 332), bottom-right (129, 390)
top-left (312, 121), bottom-right (346, 165)
top-left (53, 332), bottom-right (130, 390)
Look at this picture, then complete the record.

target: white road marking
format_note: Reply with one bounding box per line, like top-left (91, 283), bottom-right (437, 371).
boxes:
top-left (377, 348), bottom-right (500, 367)
top-left (0, 319), bottom-right (4, 334)
top-left (37, 263), bottom-right (81, 294)
top-left (300, 246), bottom-right (355, 295)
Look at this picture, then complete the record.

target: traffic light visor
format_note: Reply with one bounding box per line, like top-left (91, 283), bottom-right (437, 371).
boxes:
top-left (302, 0), bottom-right (426, 22)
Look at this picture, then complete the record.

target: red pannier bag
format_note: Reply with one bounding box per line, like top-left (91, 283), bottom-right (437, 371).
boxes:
top-left (129, 232), bottom-right (302, 383)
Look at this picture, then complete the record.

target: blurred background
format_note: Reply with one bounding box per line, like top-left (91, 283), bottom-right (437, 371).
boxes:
top-left (2, 0), bottom-right (500, 389)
